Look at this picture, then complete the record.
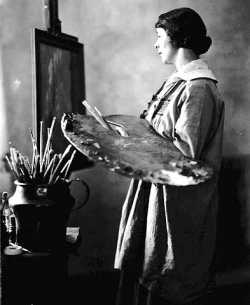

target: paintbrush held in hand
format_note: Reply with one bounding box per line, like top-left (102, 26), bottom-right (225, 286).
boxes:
top-left (5, 117), bottom-right (77, 185)
top-left (82, 100), bottom-right (114, 131)
top-left (82, 100), bottom-right (128, 137)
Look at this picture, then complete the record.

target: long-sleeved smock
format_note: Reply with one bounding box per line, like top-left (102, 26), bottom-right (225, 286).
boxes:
top-left (114, 59), bottom-right (225, 304)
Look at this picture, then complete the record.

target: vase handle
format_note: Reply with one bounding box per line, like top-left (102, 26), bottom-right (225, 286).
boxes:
top-left (68, 178), bottom-right (90, 210)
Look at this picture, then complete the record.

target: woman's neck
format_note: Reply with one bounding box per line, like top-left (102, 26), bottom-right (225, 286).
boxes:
top-left (174, 48), bottom-right (199, 71)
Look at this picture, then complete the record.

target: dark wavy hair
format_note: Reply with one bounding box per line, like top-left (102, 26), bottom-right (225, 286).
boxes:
top-left (155, 7), bottom-right (212, 56)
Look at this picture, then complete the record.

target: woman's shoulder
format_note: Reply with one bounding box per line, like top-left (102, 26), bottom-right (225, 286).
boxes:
top-left (185, 77), bottom-right (218, 92)
top-left (182, 78), bottom-right (224, 107)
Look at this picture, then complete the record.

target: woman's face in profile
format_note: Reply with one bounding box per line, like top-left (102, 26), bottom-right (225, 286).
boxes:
top-left (154, 28), bottom-right (177, 64)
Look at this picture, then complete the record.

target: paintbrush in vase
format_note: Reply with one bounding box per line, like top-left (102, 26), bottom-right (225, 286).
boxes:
top-left (5, 117), bottom-right (77, 185)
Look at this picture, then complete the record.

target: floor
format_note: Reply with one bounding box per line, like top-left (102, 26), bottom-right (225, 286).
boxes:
top-left (67, 270), bottom-right (250, 305)
top-left (3, 255), bottom-right (250, 305)
top-left (215, 283), bottom-right (250, 305)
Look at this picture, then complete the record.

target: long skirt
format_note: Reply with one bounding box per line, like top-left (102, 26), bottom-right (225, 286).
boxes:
top-left (114, 178), bottom-right (218, 305)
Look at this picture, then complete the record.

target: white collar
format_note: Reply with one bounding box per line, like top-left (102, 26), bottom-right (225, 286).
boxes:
top-left (170, 59), bottom-right (217, 82)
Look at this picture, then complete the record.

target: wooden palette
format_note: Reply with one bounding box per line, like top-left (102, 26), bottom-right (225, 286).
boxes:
top-left (61, 113), bottom-right (213, 186)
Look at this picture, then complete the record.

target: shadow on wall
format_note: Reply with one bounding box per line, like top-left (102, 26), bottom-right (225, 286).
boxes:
top-left (216, 155), bottom-right (250, 273)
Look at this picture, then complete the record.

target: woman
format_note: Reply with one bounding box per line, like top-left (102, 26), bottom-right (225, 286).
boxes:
top-left (114, 7), bottom-right (224, 305)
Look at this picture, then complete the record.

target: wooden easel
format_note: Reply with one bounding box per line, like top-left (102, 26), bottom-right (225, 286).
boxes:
top-left (44, 0), bottom-right (61, 34)
top-left (43, 0), bottom-right (77, 41)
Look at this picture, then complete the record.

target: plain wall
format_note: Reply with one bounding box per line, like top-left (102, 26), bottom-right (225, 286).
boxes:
top-left (1, 0), bottom-right (250, 278)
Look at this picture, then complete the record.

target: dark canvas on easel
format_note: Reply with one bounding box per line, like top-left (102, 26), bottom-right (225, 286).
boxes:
top-left (33, 28), bottom-right (86, 154)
